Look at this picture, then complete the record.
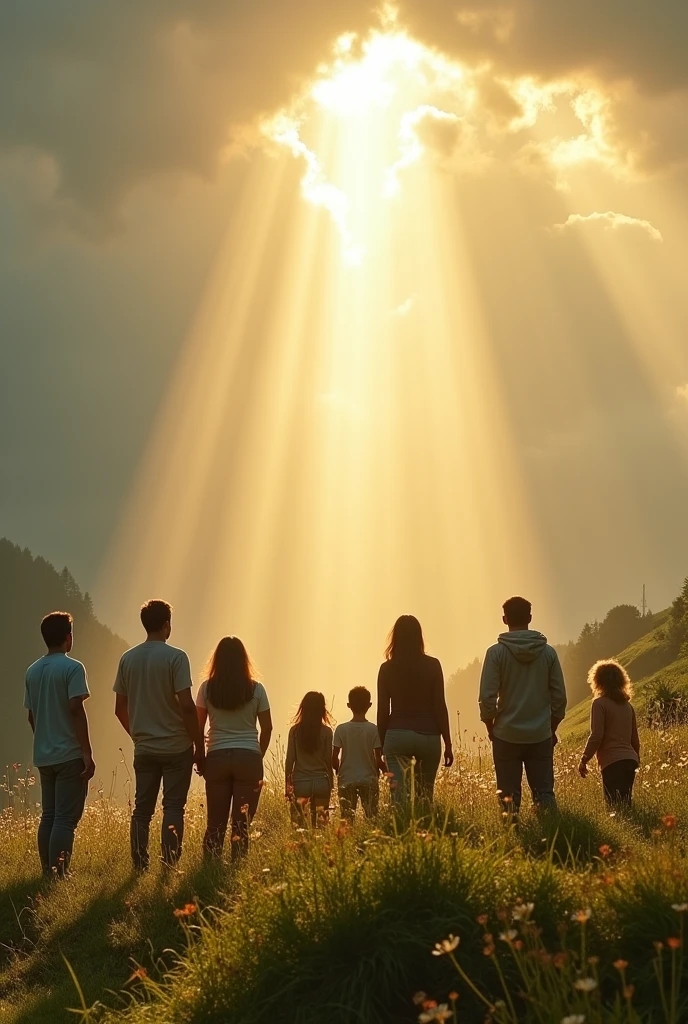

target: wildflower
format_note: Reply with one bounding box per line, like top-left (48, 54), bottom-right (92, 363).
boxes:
top-left (412, 992), bottom-right (427, 1006)
top-left (653, 941), bottom-right (664, 952)
top-left (499, 929), bottom-right (518, 943)
top-left (623, 985), bottom-right (635, 1000)
top-left (561, 1017), bottom-right (585, 1024)
top-left (666, 937), bottom-right (681, 950)
top-left (476, 913), bottom-right (489, 926)
top-left (613, 959), bottom-right (628, 971)
top-left (173, 903), bottom-right (197, 918)
top-left (127, 967), bottom-right (148, 982)
top-left (512, 902), bottom-right (534, 921)
top-left (661, 814), bottom-right (677, 829)
top-left (671, 903), bottom-right (688, 912)
top-left (432, 935), bottom-right (460, 956)
top-left (598, 844), bottom-right (612, 857)
top-left (573, 977), bottom-right (598, 992)
top-left (553, 952), bottom-right (568, 969)
top-left (448, 992), bottom-right (459, 1002)
top-left (587, 956), bottom-right (599, 966)
top-left (419, 1004), bottom-right (452, 1022)
top-left (571, 908), bottom-right (592, 923)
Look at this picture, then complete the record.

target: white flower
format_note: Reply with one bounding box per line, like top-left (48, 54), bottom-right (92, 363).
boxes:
top-left (499, 929), bottom-right (518, 942)
top-left (431, 934), bottom-right (460, 956)
top-left (419, 1004), bottom-right (452, 1022)
top-left (672, 903), bottom-right (688, 912)
top-left (571, 907), bottom-right (592, 923)
top-left (573, 977), bottom-right (598, 992)
top-left (562, 1016), bottom-right (586, 1024)
top-left (512, 902), bottom-right (534, 921)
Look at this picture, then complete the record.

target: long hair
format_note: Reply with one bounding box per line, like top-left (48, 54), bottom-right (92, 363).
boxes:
top-left (385, 615), bottom-right (425, 661)
top-left (292, 691), bottom-right (332, 754)
top-left (205, 636), bottom-right (256, 711)
top-left (588, 659), bottom-right (633, 704)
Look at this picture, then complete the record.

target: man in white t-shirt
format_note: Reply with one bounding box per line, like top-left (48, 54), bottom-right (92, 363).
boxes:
top-left (24, 611), bottom-right (95, 877)
top-left (114, 599), bottom-right (204, 869)
top-left (332, 686), bottom-right (384, 819)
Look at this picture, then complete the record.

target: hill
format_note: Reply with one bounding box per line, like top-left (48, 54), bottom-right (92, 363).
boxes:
top-left (561, 601), bottom-right (688, 741)
top-left (0, 538), bottom-right (129, 789)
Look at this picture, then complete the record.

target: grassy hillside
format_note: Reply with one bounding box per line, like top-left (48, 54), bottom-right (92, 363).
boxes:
top-left (561, 608), bottom-right (688, 741)
top-left (1, 729), bottom-right (688, 1024)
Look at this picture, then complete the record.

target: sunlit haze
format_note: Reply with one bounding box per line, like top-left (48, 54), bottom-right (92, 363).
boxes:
top-left (2, 3), bottom-right (688, 746)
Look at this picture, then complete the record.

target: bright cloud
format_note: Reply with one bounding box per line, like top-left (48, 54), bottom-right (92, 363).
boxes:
top-left (553, 211), bottom-right (663, 242)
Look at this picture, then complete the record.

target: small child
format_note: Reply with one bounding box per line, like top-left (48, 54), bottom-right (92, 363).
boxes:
top-left (578, 659), bottom-right (640, 808)
top-left (332, 686), bottom-right (384, 819)
top-left (285, 691), bottom-right (334, 826)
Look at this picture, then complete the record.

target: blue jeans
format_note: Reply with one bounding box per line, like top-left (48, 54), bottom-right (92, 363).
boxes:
top-left (131, 746), bottom-right (194, 868)
top-left (339, 780), bottom-right (379, 819)
top-left (38, 758), bottom-right (87, 877)
top-left (491, 736), bottom-right (556, 813)
top-left (383, 730), bottom-right (441, 806)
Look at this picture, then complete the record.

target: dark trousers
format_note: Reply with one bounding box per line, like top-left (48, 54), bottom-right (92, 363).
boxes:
top-left (38, 758), bottom-right (87, 877)
top-left (492, 736), bottom-right (556, 813)
top-left (131, 746), bottom-right (194, 869)
top-left (339, 780), bottom-right (379, 819)
top-left (602, 758), bottom-right (637, 808)
top-left (203, 748), bottom-right (264, 860)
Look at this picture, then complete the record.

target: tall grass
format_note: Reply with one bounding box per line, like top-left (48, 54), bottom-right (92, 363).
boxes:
top-left (1, 728), bottom-right (687, 1024)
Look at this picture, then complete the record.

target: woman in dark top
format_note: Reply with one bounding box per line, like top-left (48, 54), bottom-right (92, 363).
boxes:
top-left (377, 615), bottom-right (453, 805)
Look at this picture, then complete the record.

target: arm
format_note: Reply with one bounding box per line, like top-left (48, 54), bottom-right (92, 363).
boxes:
top-left (28, 710), bottom-right (35, 733)
top-left (68, 696), bottom-right (95, 780)
top-left (257, 709), bottom-right (273, 756)
top-left (285, 728), bottom-right (296, 797)
top-left (431, 660), bottom-right (453, 767)
top-left (114, 693), bottom-right (131, 736)
top-left (376, 665), bottom-right (390, 748)
top-left (177, 688), bottom-right (205, 775)
top-left (374, 747), bottom-right (385, 773)
top-left (196, 705), bottom-right (208, 746)
top-left (478, 649), bottom-right (500, 739)
top-left (631, 708), bottom-right (641, 759)
top-left (332, 745), bottom-right (341, 774)
top-left (548, 652), bottom-right (567, 741)
top-left (579, 700), bottom-right (604, 776)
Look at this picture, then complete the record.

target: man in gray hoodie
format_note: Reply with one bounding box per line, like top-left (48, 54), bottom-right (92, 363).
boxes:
top-left (479, 596), bottom-right (566, 813)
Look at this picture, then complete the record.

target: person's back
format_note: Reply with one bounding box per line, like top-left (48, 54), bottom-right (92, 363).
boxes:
top-left (24, 611), bottom-right (94, 876)
top-left (334, 687), bottom-right (382, 818)
top-left (479, 596), bottom-right (566, 814)
top-left (579, 660), bottom-right (640, 808)
top-left (480, 631), bottom-right (564, 744)
top-left (288, 722), bottom-right (333, 780)
top-left (116, 640), bottom-right (191, 754)
top-left (114, 599), bottom-right (204, 869)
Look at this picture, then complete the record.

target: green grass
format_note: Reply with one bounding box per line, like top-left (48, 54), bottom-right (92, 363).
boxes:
top-left (1, 729), bottom-right (688, 1024)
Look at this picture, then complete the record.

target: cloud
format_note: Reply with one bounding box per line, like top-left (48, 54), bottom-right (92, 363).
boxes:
top-left (388, 294), bottom-right (417, 318)
top-left (553, 211), bottom-right (664, 242)
top-left (678, 384), bottom-right (688, 402)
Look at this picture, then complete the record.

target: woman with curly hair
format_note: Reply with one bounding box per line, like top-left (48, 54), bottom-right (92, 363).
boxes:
top-left (578, 659), bottom-right (640, 808)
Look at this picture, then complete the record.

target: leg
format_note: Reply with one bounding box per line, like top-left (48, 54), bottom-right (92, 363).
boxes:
top-left (49, 758), bottom-right (87, 876)
top-left (491, 737), bottom-right (524, 814)
top-left (160, 747), bottom-right (194, 865)
top-left (523, 738), bottom-right (557, 811)
top-left (383, 730), bottom-right (413, 807)
top-left (203, 752), bottom-right (232, 860)
top-left (37, 766), bottom-right (56, 875)
top-left (131, 753), bottom-right (163, 870)
top-left (359, 781), bottom-right (379, 817)
top-left (413, 735), bottom-right (442, 805)
top-left (338, 784), bottom-right (358, 821)
top-left (602, 760), bottom-right (636, 809)
top-left (311, 777), bottom-right (332, 827)
top-left (228, 750), bottom-right (263, 860)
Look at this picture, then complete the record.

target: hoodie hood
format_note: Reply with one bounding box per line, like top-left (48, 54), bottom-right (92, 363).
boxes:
top-left (497, 630), bottom-right (548, 664)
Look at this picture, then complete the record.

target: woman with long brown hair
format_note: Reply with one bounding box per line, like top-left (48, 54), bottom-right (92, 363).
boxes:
top-left (285, 691), bottom-right (333, 825)
top-left (578, 659), bottom-right (640, 808)
top-left (196, 636), bottom-right (272, 859)
top-left (377, 615), bottom-right (453, 805)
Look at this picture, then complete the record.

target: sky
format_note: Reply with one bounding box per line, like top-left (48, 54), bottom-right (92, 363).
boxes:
top-left (2, 1), bottom-right (688, 732)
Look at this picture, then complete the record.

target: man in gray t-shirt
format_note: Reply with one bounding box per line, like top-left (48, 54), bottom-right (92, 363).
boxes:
top-left (114, 599), bottom-right (204, 869)
top-left (24, 611), bottom-right (95, 877)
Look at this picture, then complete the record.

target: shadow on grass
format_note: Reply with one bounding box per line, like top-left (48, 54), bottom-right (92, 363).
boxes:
top-left (0, 857), bottom-right (237, 1024)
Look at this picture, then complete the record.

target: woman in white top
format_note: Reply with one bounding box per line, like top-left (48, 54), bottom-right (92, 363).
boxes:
top-left (196, 636), bottom-right (272, 860)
